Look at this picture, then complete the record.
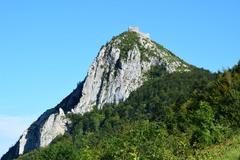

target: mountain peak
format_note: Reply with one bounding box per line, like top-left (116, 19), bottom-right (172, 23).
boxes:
top-left (72, 29), bottom-right (190, 113)
top-left (1, 29), bottom-right (191, 160)
top-left (107, 28), bottom-right (189, 72)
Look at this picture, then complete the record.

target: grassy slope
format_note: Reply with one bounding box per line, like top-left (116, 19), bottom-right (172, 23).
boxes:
top-left (195, 133), bottom-right (240, 160)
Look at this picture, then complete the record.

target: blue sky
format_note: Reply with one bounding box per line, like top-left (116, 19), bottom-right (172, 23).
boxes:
top-left (0, 0), bottom-right (239, 156)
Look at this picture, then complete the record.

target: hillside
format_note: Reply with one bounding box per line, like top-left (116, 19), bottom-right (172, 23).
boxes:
top-left (17, 62), bottom-right (240, 160)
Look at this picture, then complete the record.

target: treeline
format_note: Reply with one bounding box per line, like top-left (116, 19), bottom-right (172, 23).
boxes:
top-left (18, 62), bottom-right (240, 160)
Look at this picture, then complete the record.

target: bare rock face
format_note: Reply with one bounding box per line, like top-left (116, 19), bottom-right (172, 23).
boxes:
top-left (18, 108), bottom-right (68, 154)
top-left (1, 28), bottom-right (190, 160)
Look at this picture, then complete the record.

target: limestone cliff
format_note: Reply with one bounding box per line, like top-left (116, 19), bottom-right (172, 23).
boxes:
top-left (1, 28), bottom-right (190, 160)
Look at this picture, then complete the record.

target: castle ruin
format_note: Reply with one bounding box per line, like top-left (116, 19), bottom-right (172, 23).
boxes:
top-left (128, 26), bottom-right (150, 38)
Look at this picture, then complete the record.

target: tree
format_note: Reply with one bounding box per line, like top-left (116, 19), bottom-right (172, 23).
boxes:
top-left (191, 101), bottom-right (215, 147)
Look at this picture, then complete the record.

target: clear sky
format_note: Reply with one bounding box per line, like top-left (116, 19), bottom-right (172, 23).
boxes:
top-left (0, 0), bottom-right (239, 156)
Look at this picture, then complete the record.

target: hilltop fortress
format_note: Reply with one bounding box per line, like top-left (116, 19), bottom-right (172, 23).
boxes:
top-left (128, 26), bottom-right (150, 38)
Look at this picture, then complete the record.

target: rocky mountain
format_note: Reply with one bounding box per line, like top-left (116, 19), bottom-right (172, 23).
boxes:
top-left (1, 27), bottom-right (191, 160)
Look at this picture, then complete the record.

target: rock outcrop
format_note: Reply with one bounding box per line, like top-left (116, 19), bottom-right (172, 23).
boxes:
top-left (1, 28), bottom-right (190, 160)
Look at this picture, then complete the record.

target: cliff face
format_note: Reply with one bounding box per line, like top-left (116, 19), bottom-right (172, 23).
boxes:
top-left (1, 28), bottom-right (190, 160)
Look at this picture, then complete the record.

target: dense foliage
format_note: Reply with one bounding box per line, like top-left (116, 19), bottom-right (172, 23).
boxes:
top-left (18, 62), bottom-right (240, 160)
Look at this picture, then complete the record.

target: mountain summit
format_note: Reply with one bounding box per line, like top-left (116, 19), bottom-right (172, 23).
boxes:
top-left (1, 27), bottom-right (191, 160)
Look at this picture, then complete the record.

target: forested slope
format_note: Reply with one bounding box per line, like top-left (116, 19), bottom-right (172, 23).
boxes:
top-left (18, 62), bottom-right (240, 160)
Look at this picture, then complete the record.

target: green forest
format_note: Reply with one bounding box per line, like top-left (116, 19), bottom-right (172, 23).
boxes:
top-left (18, 62), bottom-right (240, 160)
